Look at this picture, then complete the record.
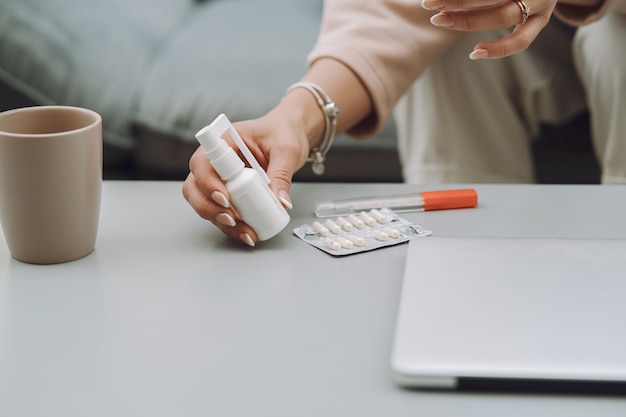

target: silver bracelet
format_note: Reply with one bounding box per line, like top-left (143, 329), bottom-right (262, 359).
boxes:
top-left (285, 82), bottom-right (339, 175)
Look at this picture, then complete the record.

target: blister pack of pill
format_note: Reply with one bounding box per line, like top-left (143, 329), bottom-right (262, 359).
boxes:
top-left (293, 208), bottom-right (431, 256)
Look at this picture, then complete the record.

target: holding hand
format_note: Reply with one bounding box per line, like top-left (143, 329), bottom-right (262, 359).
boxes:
top-left (182, 59), bottom-right (373, 247)
top-left (423, 0), bottom-right (558, 59)
top-left (182, 110), bottom-right (310, 247)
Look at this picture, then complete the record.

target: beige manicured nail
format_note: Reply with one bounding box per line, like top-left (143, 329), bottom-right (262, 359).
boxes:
top-left (469, 49), bottom-right (489, 60)
top-left (211, 191), bottom-right (230, 208)
top-left (421, 0), bottom-right (444, 10)
top-left (240, 233), bottom-right (256, 247)
top-left (216, 212), bottom-right (236, 227)
top-left (430, 12), bottom-right (453, 27)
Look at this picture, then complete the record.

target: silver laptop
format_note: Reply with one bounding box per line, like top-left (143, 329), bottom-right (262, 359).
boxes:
top-left (391, 236), bottom-right (626, 392)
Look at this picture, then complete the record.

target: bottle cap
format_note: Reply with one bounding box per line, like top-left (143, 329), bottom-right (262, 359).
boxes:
top-left (421, 188), bottom-right (478, 211)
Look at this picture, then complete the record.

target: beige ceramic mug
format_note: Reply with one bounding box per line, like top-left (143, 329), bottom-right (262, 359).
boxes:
top-left (0, 106), bottom-right (102, 264)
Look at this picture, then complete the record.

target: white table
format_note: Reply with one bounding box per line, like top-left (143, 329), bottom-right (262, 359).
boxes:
top-left (1, 181), bottom-right (625, 416)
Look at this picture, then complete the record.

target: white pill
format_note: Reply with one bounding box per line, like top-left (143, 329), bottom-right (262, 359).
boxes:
top-left (324, 237), bottom-right (342, 251)
top-left (369, 209), bottom-right (389, 224)
top-left (383, 226), bottom-right (400, 238)
top-left (359, 211), bottom-right (376, 227)
top-left (347, 214), bottom-right (365, 229)
top-left (312, 221), bottom-right (330, 236)
top-left (372, 229), bottom-right (389, 241)
top-left (335, 217), bottom-right (353, 232)
top-left (347, 234), bottom-right (365, 247)
top-left (335, 236), bottom-right (354, 249)
top-left (324, 219), bottom-right (342, 234)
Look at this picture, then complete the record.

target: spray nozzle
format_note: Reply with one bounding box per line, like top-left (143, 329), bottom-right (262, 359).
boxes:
top-left (195, 114), bottom-right (270, 184)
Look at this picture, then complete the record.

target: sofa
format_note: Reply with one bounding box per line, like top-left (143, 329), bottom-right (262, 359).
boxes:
top-left (0, 0), bottom-right (599, 184)
top-left (0, 0), bottom-right (402, 182)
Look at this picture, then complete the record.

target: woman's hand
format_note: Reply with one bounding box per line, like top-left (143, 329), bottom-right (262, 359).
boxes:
top-left (182, 109), bottom-right (310, 247)
top-left (182, 57), bottom-right (372, 247)
top-left (423, 0), bottom-right (558, 59)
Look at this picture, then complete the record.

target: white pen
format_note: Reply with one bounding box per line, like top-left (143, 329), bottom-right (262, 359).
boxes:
top-left (314, 188), bottom-right (478, 217)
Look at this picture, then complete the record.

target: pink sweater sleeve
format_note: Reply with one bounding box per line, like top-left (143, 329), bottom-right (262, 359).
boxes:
top-left (555, 0), bottom-right (626, 26)
top-left (306, 0), bottom-right (460, 139)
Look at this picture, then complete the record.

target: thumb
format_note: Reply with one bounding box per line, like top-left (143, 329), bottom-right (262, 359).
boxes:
top-left (265, 159), bottom-right (296, 210)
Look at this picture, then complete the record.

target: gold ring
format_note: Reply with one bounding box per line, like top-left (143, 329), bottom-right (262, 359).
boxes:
top-left (514, 0), bottom-right (530, 24)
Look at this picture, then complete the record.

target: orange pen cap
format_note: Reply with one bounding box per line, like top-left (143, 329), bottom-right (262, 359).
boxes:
top-left (421, 188), bottom-right (478, 211)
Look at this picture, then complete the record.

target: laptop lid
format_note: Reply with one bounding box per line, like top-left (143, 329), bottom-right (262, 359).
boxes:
top-left (391, 237), bottom-right (626, 392)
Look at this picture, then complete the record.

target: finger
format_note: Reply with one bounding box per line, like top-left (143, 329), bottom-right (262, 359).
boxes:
top-left (430, 0), bottom-right (539, 31)
top-left (468, 15), bottom-right (546, 59)
top-left (188, 147), bottom-right (227, 199)
top-left (185, 148), bottom-right (259, 246)
top-left (182, 172), bottom-right (258, 246)
top-left (234, 119), bottom-right (307, 211)
top-left (188, 146), bottom-right (242, 214)
top-left (422, 0), bottom-right (507, 11)
top-left (266, 158), bottom-right (296, 210)
top-left (264, 135), bottom-right (306, 210)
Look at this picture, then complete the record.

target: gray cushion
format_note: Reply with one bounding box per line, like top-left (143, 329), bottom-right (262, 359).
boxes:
top-left (0, 0), bottom-right (402, 181)
top-left (0, 0), bottom-right (192, 149)
top-left (132, 0), bottom-right (322, 147)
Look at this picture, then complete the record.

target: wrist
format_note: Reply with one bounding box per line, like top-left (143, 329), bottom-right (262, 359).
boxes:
top-left (283, 82), bottom-right (339, 175)
top-left (279, 87), bottom-right (326, 151)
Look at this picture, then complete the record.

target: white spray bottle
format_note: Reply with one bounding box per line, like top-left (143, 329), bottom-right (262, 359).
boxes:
top-left (195, 114), bottom-right (290, 241)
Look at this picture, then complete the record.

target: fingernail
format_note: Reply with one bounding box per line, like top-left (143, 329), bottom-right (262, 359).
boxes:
top-left (422, 0), bottom-right (444, 10)
top-left (216, 212), bottom-right (236, 227)
top-left (211, 191), bottom-right (230, 209)
top-left (278, 190), bottom-right (293, 210)
top-left (430, 12), bottom-right (453, 27)
top-left (469, 49), bottom-right (489, 60)
top-left (240, 232), bottom-right (256, 247)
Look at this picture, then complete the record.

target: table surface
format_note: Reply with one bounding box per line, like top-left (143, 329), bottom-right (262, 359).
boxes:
top-left (1, 181), bottom-right (626, 417)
